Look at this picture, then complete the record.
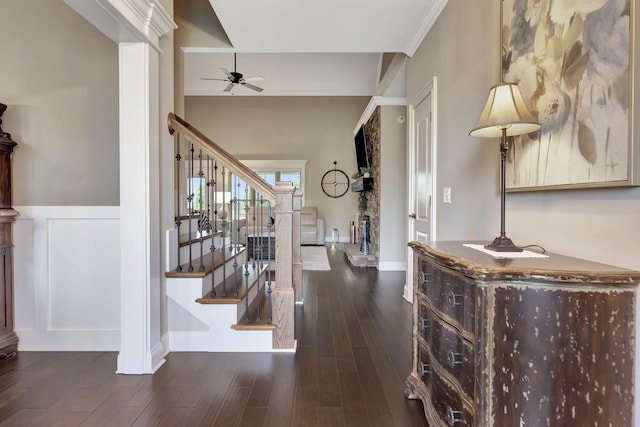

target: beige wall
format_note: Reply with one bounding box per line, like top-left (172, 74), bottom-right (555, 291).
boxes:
top-left (407, 0), bottom-right (500, 243)
top-left (185, 96), bottom-right (369, 241)
top-left (407, 0), bottom-right (640, 270)
top-left (1, 0), bottom-right (119, 206)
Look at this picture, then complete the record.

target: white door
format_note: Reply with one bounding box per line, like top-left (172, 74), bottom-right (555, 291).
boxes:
top-left (404, 79), bottom-right (435, 303)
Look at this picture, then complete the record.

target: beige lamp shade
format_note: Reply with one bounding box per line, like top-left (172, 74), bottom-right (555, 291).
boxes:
top-left (470, 83), bottom-right (541, 138)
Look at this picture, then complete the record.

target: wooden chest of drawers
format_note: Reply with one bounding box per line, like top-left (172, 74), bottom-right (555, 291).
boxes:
top-left (405, 241), bottom-right (639, 426)
top-left (0, 127), bottom-right (18, 358)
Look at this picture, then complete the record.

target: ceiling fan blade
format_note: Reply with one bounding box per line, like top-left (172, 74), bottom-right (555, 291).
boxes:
top-left (201, 78), bottom-right (230, 81)
top-left (243, 76), bottom-right (264, 82)
top-left (241, 82), bottom-right (263, 92)
top-left (224, 83), bottom-right (234, 92)
top-left (220, 68), bottom-right (233, 79)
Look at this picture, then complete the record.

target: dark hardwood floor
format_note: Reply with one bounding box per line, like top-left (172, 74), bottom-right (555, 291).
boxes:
top-left (0, 245), bottom-right (427, 426)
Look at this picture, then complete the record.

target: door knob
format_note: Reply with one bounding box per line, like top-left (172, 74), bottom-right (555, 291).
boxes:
top-left (408, 213), bottom-right (416, 219)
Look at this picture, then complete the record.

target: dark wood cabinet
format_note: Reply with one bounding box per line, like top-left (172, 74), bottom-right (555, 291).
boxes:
top-left (406, 241), bottom-right (639, 426)
top-left (0, 103), bottom-right (18, 358)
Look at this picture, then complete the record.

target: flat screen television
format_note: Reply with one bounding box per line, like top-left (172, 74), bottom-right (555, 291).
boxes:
top-left (354, 126), bottom-right (370, 172)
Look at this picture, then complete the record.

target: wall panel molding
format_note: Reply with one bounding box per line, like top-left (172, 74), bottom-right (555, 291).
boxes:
top-left (13, 206), bottom-right (121, 351)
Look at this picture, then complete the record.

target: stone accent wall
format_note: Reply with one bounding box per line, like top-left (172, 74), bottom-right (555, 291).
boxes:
top-left (362, 107), bottom-right (380, 260)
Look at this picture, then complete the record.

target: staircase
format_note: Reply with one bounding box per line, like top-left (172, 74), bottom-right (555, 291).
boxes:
top-left (165, 113), bottom-right (302, 352)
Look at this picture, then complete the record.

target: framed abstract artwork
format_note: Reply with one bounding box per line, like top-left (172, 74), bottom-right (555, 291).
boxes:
top-left (501, 0), bottom-right (639, 190)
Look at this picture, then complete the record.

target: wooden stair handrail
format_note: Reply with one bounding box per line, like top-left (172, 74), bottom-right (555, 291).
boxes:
top-left (168, 113), bottom-right (276, 203)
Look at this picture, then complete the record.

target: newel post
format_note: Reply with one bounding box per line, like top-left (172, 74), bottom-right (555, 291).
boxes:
top-left (292, 190), bottom-right (303, 304)
top-left (273, 181), bottom-right (296, 349)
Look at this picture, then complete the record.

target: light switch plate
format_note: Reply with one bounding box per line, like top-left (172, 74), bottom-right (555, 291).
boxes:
top-left (443, 187), bottom-right (451, 204)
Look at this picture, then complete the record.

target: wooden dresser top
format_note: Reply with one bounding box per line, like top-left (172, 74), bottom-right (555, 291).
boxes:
top-left (410, 241), bottom-right (640, 285)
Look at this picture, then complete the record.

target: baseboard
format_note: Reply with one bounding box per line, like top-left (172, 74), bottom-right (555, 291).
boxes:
top-left (151, 341), bottom-right (166, 373)
top-left (403, 284), bottom-right (413, 303)
top-left (161, 332), bottom-right (171, 356)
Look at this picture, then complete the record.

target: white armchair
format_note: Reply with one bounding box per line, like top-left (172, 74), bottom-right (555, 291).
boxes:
top-left (300, 206), bottom-right (325, 245)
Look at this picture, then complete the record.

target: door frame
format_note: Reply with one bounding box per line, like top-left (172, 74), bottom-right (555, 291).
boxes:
top-left (404, 77), bottom-right (438, 303)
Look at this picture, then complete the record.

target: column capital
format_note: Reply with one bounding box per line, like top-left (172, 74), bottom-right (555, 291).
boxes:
top-left (64, 0), bottom-right (176, 52)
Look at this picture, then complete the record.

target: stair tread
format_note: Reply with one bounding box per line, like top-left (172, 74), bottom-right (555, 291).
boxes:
top-left (196, 262), bottom-right (270, 305)
top-left (231, 322), bottom-right (275, 331)
top-left (165, 245), bottom-right (245, 278)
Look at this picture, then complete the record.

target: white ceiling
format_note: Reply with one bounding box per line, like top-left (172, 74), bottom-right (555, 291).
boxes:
top-left (181, 0), bottom-right (448, 96)
top-left (210, 0), bottom-right (443, 54)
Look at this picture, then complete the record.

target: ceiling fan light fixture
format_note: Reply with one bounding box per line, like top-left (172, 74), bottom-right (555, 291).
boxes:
top-left (201, 52), bottom-right (264, 93)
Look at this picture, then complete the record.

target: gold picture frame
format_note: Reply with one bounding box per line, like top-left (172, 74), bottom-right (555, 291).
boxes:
top-left (501, 0), bottom-right (639, 191)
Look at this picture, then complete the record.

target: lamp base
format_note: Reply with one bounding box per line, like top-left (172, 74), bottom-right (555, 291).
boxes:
top-left (484, 236), bottom-right (523, 252)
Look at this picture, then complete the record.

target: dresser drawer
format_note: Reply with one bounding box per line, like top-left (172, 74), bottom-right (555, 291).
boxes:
top-left (430, 371), bottom-right (474, 426)
top-left (416, 341), bottom-right (433, 387)
top-left (430, 314), bottom-right (475, 400)
top-left (417, 298), bottom-right (433, 342)
top-left (416, 256), bottom-right (433, 296)
top-left (420, 261), bottom-right (476, 336)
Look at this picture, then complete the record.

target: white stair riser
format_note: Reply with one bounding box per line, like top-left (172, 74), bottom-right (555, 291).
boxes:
top-left (178, 233), bottom-right (224, 265)
top-left (166, 268), bottom-right (273, 352)
top-left (201, 252), bottom-right (246, 295)
top-left (178, 217), bottom-right (229, 236)
top-left (167, 227), bottom-right (225, 268)
top-left (234, 273), bottom-right (273, 322)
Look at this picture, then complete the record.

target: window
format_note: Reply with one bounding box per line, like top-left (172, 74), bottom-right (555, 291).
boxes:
top-left (181, 160), bottom-right (307, 217)
top-left (188, 176), bottom-right (206, 212)
top-left (257, 171), bottom-right (301, 189)
top-left (257, 172), bottom-right (276, 186)
top-left (242, 160), bottom-right (307, 203)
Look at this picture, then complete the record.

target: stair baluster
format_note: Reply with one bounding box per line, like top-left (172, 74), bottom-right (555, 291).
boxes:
top-left (213, 161), bottom-right (218, 233)
top-left (209, 159), bottom-right (217, 297)
top-left (255, 196), bottom-right (266, 322)
top-left (174, 133), bottom-right (183, 272)
top-left (243, 198), bottom-right (251, 322)
top-left (220, 166), bottom-right (228, 297)
top-left (197, 149), bottom-right (205, 272)
top-left (187, 141), bottom-right (195, 272)
top-left (267, 202), bottom-right (273, 322)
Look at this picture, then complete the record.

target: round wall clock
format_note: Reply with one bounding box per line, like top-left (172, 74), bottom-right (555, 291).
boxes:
top-left (321, 161), bottom-right (350, 198)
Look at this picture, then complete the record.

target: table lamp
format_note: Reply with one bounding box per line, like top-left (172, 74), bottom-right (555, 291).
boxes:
top-left (470, 83), bottom-right (541, 252)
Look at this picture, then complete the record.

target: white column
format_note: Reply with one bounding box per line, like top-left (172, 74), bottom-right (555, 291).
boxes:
top-left (62, 0), bottom-right (175, 375)
top-left (116, 42), bottom-right (164, 374)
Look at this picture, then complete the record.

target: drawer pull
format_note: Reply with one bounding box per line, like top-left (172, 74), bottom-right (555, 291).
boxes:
top-left (446, 406), bottom-right (462, 425)
top-left (417, 361), bottom-right (431, 376)
top-left (447, 349), bottom-right (463, 368)
top-left (447, 291), bottom-right (462, 308)
top-left (418, 317), bottom-right (432, 331)
top-left (418, 271), bottom-right (433, 285)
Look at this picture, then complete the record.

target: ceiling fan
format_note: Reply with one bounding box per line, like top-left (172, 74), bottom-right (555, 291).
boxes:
top-left (201, 52), bottom-right (264, 93)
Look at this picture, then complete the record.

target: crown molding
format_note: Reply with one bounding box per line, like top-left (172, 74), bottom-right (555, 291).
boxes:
top-left (404, 0), bottom-right (449, 57)
top-left (64, 0), bottom-right (176, 52)
top-left (354, 96), bottom-right (408, 134)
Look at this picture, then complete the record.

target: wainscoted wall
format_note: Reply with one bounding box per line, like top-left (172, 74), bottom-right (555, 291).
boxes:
top-left (13, 206), bottom-right (121, 351)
